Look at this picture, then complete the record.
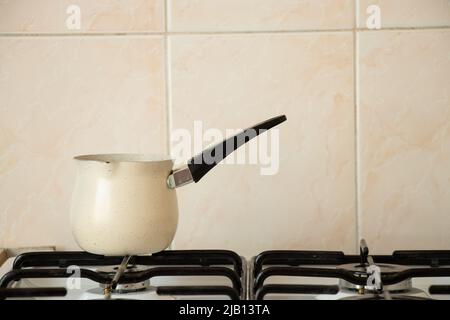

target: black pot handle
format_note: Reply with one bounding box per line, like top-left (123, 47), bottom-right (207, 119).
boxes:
top-left (167, 115), bottom-right (287, 188)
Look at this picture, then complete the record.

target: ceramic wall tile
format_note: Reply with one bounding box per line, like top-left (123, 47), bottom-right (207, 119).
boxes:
top-left (358, 30), bottom-right (450, 252)
top-left (0, 36), bottom-right (166, 249)
top-left (168, 0), bottom-right (354, 32)
top-left (0, 0), bottom-right (164, 33)
top-left (169, 32), bottom-right (356, 256)
top-left (358, 0), bottom-right (450, 29)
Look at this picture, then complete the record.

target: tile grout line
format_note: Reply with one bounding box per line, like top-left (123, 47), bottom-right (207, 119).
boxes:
top-left (163, 0), bottom-right (175, 250)
top-left (163, 0), bottom-right (172, 157)
top-left (0, 26), bottom-right (449, 38)
top-left (354, 0), bottom-right (362, 253)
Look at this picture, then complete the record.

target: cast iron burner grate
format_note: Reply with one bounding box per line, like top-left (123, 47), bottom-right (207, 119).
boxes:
top-left (3, 243), bottom-right (450, 300)
top-left (0, 249), bottom-right (245, 300)
top-left (250, 239), bottom-right (450, 300)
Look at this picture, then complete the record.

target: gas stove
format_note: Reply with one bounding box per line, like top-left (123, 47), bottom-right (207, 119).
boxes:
top-left (1, 240), bottom-right (450, 300)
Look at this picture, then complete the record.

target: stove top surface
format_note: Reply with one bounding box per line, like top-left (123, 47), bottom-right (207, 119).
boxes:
top-left (0, 250), bottom-right (246, 300)
top-left (1, 240), bottom-right (450, 300)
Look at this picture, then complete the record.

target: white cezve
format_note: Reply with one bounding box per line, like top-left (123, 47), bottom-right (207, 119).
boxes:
top-left (70, 115), bottom-right (287, 256)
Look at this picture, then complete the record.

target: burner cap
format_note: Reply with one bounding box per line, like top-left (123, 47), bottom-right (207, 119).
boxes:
top-left (340, 294), bottom-right (431, 300)
top-left (338, 263), bottom-right (408, 274)
top-left (96, 265), bottom-right (151, 293)
top-left (337, 263), bottom-right (412, 293)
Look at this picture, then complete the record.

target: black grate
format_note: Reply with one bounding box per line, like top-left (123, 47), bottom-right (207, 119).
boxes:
top-left (0, 249), bottom-right (244, 300)
top-left (251, 248), bottom-right (450, 300)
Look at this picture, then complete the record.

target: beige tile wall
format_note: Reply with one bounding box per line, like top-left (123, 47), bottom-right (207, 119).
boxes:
top-left (358, 29), bottom-right (450, 253)
top-left (0, 35), bottom-right (166, 249)
top-left (0, 0), bottom-right (449, 255)
top-left (0, 0), bottom-right (165, 33)
top-left (358, 0), bottom-right (450, 29)
top-left (170, 33), bottom-right (356, 255)
top-left (168, 0), bottom-right (354, 31)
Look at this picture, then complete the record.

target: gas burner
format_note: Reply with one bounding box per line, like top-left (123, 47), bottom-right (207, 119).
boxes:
top-left (340, 293), bottom-right (432, 300)
top-left (96, 265), bottom-right (151, 293)
top-left (337, 263), bottom-right (412, 293)
top-left (0, 250), bottom-right (245, 300)
top-left (81, 286), bottom-right (173, 300)
top-left (250, 239), bottom-right (450, 300)
top-left (338, 262), bottom-right (408, 274)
